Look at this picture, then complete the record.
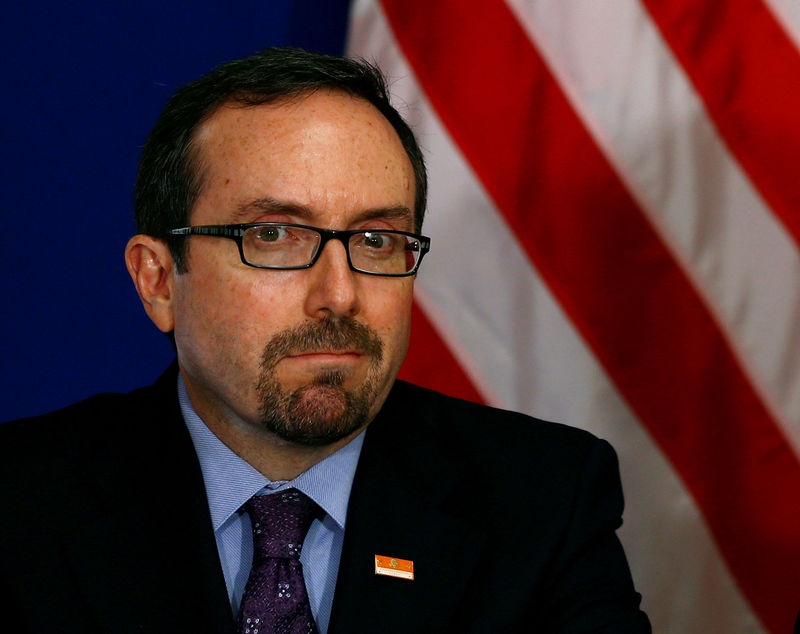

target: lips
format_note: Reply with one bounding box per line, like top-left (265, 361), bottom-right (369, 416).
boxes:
top-left (285, 350), bottom-right (362, 359)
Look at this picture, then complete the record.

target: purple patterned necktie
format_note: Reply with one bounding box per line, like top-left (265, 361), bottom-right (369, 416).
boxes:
top-left (238, 489), bottom-right (320, 634)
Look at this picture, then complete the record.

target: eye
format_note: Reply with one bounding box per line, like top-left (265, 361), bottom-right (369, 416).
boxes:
top-left (362, 232), bottom-right (392, 250)
top-left (254, 225), bottom-right (289, 243)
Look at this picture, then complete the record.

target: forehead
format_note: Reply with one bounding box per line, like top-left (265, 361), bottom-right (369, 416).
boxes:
top-left (190, 91), bottom-right (416, 226)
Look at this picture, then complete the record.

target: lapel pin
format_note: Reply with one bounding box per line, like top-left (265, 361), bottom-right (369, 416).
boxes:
top-left (374, 554), bottom-right (414, 580)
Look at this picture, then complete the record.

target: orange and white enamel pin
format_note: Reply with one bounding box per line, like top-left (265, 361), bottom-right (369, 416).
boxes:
top-left (374, 554), bottom-right (414, 580)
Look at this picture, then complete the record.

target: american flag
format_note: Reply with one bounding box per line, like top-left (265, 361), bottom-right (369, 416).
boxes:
top-left (347, 1), bottom-right (800, 632)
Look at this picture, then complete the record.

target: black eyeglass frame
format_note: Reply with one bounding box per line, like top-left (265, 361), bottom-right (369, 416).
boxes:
top-left (169, 222), bottom-right (431, 277)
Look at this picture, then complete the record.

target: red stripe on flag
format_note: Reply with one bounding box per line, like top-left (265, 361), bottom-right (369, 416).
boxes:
top-left (380, 1), bottom-right (800, 631)
top-left (642, 0), bottom-right (800, 251)
top-left (399, 300), bottom-right (486, 404)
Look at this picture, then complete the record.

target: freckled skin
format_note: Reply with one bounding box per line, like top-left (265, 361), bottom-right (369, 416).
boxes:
top-left (169, 91), bottom-right (417, 478)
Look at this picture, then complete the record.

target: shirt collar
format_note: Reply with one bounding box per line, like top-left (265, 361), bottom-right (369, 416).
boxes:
top-left (178, 373), bottom-right (365, 532)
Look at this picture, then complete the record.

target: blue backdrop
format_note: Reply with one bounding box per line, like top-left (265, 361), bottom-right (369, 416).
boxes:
top-left (1, 2), bottom-right (352, 421)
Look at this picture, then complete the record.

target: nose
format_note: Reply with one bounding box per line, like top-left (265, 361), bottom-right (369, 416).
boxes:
top-left (303, 238), bottom-right (361, 319)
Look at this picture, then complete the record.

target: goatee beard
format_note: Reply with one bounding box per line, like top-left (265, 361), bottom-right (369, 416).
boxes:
top-left (256, 317), bottom-right (384, 446)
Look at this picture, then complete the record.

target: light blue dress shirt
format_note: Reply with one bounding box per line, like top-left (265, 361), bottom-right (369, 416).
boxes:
top-left (178, 375), bottom-right (365, 633)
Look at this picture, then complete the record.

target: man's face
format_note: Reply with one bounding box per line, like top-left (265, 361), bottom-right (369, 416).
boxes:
top-left (171, 91), bottom-right (416, 446)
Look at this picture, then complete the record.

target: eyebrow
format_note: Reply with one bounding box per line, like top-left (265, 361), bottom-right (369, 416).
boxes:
top-left (232, 197), bottom-right (413, 227)
top-left (232, 197), bottom-right (312, 221)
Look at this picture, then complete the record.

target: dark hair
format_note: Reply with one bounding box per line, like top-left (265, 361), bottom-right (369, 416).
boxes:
top-left (134, 47), bottom-right (427, 272)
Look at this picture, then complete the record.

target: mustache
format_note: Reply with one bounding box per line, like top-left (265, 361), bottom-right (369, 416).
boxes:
top-left (260, 317), bottom-right (384, 368)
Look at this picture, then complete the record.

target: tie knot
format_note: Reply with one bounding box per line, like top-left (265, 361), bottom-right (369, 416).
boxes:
top-left (246, 489), bottom-right (319, 559)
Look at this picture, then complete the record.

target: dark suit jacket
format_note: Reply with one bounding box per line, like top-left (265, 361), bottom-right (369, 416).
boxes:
top-left (0, 366), bottom-right (650, 633)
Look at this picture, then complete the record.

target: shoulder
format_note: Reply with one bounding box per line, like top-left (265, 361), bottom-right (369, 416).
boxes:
top-left (2, 368), bottom-right (174, 432)
top-left (387, 379), bottom-right (610, 467)
top-left (0, 366), bottom-right (179, 477)
top-left (380, 380), bottom-right (622, 521)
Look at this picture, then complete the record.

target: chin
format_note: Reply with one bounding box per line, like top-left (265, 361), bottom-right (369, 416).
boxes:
top-left (258, 370), bottom-right (374, 447)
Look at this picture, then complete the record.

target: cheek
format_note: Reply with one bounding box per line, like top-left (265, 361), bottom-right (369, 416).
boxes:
top-left (173, 270), bottom-right (292, 365)
top-left (368, 283), bottom-right (414, 363)
top-left (172, 275), bottom-right (237, 376)
top-left (388, 317), bottom-right (411, 371)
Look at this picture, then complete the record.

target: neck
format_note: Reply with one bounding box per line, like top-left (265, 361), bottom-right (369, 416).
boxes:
top-left (207, 419), bottom-right (366, 481)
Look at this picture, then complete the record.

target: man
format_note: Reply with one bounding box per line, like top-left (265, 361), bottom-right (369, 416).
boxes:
top-left (0, 48), bottom-right (650, 632)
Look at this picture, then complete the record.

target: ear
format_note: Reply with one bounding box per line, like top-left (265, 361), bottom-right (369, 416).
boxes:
top-left (125, 235), bottom-right (176, 333)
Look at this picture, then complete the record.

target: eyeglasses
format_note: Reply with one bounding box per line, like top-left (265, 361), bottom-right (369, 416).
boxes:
top-left (169, 223), bottom-right (431, 277)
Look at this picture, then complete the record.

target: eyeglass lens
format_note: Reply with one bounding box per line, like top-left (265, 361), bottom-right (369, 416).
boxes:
top-left (242, 225), bottom-right (421, 273)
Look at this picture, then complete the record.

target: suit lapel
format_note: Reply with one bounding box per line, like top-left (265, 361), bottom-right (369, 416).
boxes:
top-left (57, 369), bottom-right (235, 633)
top-left (329, 383), bottom-right (486, 634)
